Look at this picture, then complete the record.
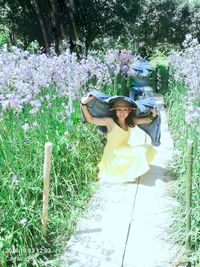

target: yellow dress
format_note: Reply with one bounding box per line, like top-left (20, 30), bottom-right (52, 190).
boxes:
top-left (98, 123), bottom-right (157, 183)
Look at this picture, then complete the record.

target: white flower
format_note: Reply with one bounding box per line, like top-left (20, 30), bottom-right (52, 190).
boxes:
top-left (29, 108), bottom-right (39, 114)
top-left (32, 121), bottom-right (38, 127)
top-left (22, 123), bottom-right (30, 132)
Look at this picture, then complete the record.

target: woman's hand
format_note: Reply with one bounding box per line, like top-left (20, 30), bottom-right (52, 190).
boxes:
top-left (132, 106), bottom-right (158, 125)
top-left (150, 106), bottom-right (157, 118)
top-left (80, 95), bottom-right (95, 105)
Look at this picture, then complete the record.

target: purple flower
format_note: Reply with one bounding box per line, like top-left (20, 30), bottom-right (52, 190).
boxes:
top-left (12, 175), bottom-right (19, 184)
top-left (30, 100), bottom-right (41, 108)
top-left (169, 36), bottom-right (200, 129)
top-left (19, 218), bottom-right (27, 225)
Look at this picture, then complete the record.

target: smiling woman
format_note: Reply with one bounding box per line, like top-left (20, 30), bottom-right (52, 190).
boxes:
top-left (80, 95), bottom-right (157, 183)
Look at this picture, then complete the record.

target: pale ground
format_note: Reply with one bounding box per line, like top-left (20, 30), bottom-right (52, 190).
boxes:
top-left (60, 89), bottom-right (182, 267)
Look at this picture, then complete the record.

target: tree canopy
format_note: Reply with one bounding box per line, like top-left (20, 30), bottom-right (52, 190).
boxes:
top-left (0, 0), bottom-right (199, 55)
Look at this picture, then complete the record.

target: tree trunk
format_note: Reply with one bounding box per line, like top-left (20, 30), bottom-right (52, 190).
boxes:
top-left (31, 0), bottom-right (50, 53)
top-left (49, 0), bottom-right (60, 54)
top-left (85, 39), bottom-right (90, 57)
top-left (23, 35), bottom-right (29, 50)
top-left (9, 31), bottom-right (16, 46)
top-left (63, 0), bottom-right (78, 40)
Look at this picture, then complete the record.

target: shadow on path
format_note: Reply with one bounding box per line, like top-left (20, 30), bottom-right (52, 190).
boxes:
top-left (139, 164), bottom-right (171, 186)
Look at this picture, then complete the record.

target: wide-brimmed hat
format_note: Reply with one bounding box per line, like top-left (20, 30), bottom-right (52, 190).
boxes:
top-left (110, 99), bottom-right (136, 110)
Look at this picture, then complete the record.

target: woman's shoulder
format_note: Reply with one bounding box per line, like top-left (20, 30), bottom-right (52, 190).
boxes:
top-left (105, 117), bottom-right (116, 132)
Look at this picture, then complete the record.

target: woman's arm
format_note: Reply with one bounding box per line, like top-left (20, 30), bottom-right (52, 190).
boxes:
top-left (133, 106), bottom-right (158, 125)
top-left (80, 95), bottom-right (114, 131)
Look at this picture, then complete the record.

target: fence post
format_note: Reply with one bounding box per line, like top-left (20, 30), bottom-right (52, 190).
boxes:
top-left (185, 140), bottom-right (193, 251)
top-left (41, 142), bottom-right (53, 236)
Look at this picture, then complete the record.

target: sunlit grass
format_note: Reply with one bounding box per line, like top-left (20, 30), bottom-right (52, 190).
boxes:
top-left (0, 91), bottom-right (104, 266)
top-left (164, 82), bottom-right (200, 264)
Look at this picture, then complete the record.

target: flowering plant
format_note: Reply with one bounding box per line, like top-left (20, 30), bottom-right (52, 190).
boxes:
top-left (169, 34), bottom-right (200, 134)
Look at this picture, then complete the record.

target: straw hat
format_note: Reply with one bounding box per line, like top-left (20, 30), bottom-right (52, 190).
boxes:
top-left (110, 99), bottom-right (136, 110)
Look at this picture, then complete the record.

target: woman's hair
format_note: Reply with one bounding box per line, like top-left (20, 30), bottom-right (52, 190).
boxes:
top-left (112, 110), bottom-right (135, 128)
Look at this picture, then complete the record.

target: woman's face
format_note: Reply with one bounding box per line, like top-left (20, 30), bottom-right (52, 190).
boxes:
top-left (115, 108), bottom-right (131, 120)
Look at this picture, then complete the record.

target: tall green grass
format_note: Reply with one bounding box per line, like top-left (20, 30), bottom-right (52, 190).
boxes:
top-left (164, 83), bottom-right (200, 265)
top-left (0, 91), bottom-right (104, 266)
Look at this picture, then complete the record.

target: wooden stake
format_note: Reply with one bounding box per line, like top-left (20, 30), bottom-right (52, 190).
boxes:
top-left (185, 140), bottom-right (193, 251)
top-left (41, 142), bottom-right (52, 236)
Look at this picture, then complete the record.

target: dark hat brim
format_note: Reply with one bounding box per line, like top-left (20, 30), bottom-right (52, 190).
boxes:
top-left (107, 95), bottom-right (137, 110)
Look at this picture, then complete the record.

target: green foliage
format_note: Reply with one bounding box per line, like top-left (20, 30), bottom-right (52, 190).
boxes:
top-left (151, 43), bottom-right (180, 57)
top-left (0, 32), bottom-right (9, 47)
top-left (26, 40), bottom-right (40, 53)
top-left (156, 64), bottom-right (169, 94)
top-left (102, 74), bottom-right (133, 96)
top-left (0, 94), bottom-right (104, 266)
top-left (1, 0), bottom-right (200, 56)
top-left (188, 1), bottom-right (200, 38)
top-left (150, 55), bottom-right (169, 94)
top-left (164, 82), bottom-right (200, 264)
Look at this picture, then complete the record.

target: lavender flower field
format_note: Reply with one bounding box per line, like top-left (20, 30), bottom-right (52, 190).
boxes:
top-left (0, 46), bottom-right (109, 265)
top-left (0, 47), bottom-right (141, 265)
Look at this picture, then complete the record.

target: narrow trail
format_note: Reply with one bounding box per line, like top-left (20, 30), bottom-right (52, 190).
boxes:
top-left (60, 88), bottom-right (180, 267)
